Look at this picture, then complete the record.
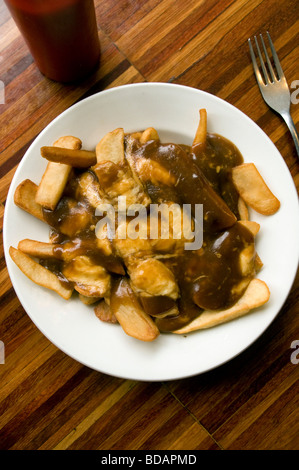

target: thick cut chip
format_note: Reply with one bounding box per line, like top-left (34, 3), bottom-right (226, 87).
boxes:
top-left (127, 131), bottom-right (142, 140)
top-left (94, 128), bottom-right (151, 207)
top-left (36, 135), bottom-right (81, 210)
top-left (79, 294), bottom-right (101, 305)
top-left (238, 220), bottom-right (260, 236)
top-left (96, 128), bottom-right (125, 165)
top-left (238, 197), bottom-right (249, 221)
top-left (94, 299), bottom-right (118, 323)
top-left (254, 253), bottom-right (263, 272)
top-left (9, 246), bottom-right (73, 300)
top-left (35, 162), bottom-right (72, 210)
top-left (18, 239), bottom-right (57, 258)
top-left (232, 163), bottom-right (280, 215)
top-left (14, 179), bottom-right (45, 222)
top-left (110, 278), bottom-right (160, 341)
top-left (53, 136), bottom-right (82, 150)
top-left (41, 146), bottom-right (96, 167)
top-left (43, 197), bottom-right (94, 238)
top-left (239, 244), bottom-right (256, 276)
top-left (140, 127), bottom-right (160, 144)
top-left (192, 108), bottom-right (207, 147)
top-left (174, 279), bottom-right (270, 334)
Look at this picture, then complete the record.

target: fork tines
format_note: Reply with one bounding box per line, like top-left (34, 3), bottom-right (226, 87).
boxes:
top-left (248, 32), bottom-right (284, 85)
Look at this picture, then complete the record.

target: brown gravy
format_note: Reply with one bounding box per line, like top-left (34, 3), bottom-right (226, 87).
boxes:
top-left (42, 133), bottom-right (256, 332)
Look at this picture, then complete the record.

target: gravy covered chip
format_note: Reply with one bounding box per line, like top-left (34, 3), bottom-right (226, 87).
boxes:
top-left (9, 247), bottom-right (73, 300)
top-left (41, 146), bottom-right (96, 167)
top-left (94, 127), bottom-right (151, 208)
top-left (96, 128), bottom-right (125, 165)
top-left (174, 279), bottom-right (270, 334)
top-left (14, 179), bottom-right (45, 222)
top-left (110, 278), bottom-right (160, 342)
top-left (232, 163), bottom-right (280, 215)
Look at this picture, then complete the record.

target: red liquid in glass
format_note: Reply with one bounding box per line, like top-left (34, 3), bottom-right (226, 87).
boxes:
top-left (4, 0), bottom-right (101, 82)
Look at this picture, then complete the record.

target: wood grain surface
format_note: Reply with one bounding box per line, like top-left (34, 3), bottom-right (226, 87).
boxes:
top-left (0, 0), bottom-right (298, 451)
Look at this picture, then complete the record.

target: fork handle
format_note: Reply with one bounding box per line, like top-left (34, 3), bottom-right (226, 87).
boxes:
top-left (281, 111), bottom-right (299, 157)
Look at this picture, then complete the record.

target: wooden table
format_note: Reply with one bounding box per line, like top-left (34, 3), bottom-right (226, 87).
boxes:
top-left (0, 0), bottom-right (298, 451)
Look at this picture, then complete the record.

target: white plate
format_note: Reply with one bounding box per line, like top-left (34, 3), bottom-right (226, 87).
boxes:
top-left (4, 83), bottom-right (299, 381)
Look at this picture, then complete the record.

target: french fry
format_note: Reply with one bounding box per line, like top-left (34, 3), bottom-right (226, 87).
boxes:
top-left (96, 128), bottom-right (125, 164)
top-left (232, 163), bottom-right (280, 215)
top-left (94, 127), bottom-right (151, 208)
top-left (192, 108), bottom-right (207, 147)
top-left (35, 161), bottom-right (72, 210)
top-left (35, 135), bottom-right (81, 210)
top-left (9, 246), bottom-right (73, 300)
top-left (14, 179), bottom-right (45, 222)
top-left (110, 278), bottom-right (160, 341)
top-left (238, 197), bottom-right (249, 221)
top-left (40, 146), bottom-right (97, 167)
top-left (239, 244), bottom-right (256, 276)
top-left (174, 279), bottom-right (270, 334)
top-left (254, 253), bottom-right (263, 272)
top-left (18, 239), bottom-right (57, 258)
top-left (53, 136), bottom-right (82, 150)
top-left (238, 220), bottom-right (260, 236)
top-left (127, 131), bottom-right (142, 140)
top-left (140, 127), bottom-right (160, 144)
top-left (94, 299), bottom-right (118, 323)
top-left (79, 294), bottom-right (101, 305)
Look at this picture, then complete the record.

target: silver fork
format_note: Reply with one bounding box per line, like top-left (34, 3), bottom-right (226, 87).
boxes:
top-left (248, 32), bottom-right (299, 156)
